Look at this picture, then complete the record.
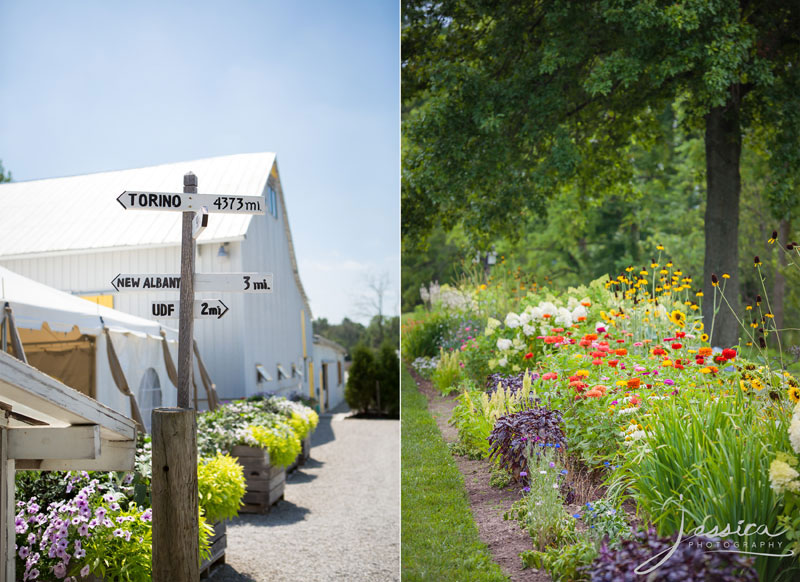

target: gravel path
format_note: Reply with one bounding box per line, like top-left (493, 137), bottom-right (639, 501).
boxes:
top-left (210, 408), bottom-right (400, 582)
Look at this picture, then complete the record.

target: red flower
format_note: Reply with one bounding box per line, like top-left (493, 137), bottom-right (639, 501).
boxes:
top-left (722, 348), bottom-right (737, 360)
top-left (676, 331), bottom-right (686, 339)
top-left (616, 339), bottom-right (626, 344)
top-left (524, 352), bottom-right (534, 360)
top-left (579, 339), bottom-right (592, 347)
top-left (592, 359), bottom-right (602, 366)
top-left (695, 357), bottom-right (705, 365)
top-left (631, 396), bottom-right (641, 406)
top-left (608, 359), bottom-right (619, 368)
top-left (671, 343), bottom-right (682, 350)
top-left (652, 347), bottom-right (667, 356)
top-left (542, 372), bottom-right (558, 380)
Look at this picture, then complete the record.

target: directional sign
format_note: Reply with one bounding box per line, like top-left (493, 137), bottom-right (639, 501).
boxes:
top-left (151, 300), bottom-right (229, 320)
top-left (192, 207), bottom-right (209, 239)
top-left (117, 191), bottom-right (265, 215)
top-left (112, 273), bottom-right (273, 293)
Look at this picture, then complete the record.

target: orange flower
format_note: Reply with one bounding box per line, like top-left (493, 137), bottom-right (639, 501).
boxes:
top-left (585, 389), bottom-right (603, 398)
top-left (615, 348), bottom-right (628, 356)
top-left (542, 372), bottom-right (558, 380)
top-left (608, 359), bottom-right (619, 368)
top-left (584, 333), bottom-right (598, 341)
top-left (698, 347), bottom-right (712, 357)
top-left (627, 378), bottom-right (641, 389)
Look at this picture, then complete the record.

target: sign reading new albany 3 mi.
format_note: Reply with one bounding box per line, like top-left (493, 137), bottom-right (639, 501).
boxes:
top-left (112, 273), bottom-right (273, 293)
top-left (117, 191), bottom-right (266, 214)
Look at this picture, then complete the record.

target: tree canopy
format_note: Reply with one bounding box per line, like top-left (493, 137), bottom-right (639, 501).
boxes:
top-left (402, 0), bottom-right (800, 346)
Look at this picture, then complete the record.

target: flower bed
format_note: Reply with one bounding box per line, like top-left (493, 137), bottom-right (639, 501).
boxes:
top-left (13, 394), bottom-right (318, 580)
top-left (407, 248), bottom-right (799, 580)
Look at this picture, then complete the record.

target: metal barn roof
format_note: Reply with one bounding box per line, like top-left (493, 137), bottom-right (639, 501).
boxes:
top-left (0, 152), bottom-right (276, 258)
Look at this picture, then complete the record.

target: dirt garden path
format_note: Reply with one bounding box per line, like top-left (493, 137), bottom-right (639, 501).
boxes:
top-left (408, 367), bottom-right (551, 582)
top-left (210, 404), bottom-right (400, 582)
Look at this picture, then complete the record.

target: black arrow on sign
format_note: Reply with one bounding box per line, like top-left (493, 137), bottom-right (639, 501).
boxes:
top-left (217, 300), bottom-right (229, 319)
top-left (111, 274), bottom-right (121, 292)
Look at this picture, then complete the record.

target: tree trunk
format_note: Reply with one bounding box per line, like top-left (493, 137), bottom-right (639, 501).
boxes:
top-left (702, 102), bottom-right (742, 348)
top-left (774, 218), bottom-right (790, 344)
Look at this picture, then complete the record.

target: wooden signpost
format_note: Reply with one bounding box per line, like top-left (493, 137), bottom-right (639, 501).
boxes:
top-left (115, 173), bottom-right (268, 581)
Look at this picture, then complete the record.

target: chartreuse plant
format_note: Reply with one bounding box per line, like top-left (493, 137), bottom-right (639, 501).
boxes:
top-left (432, 347), bottom-right (462, 394)
top-left (288, 409), bottom-right (319, 441)
top-left (249, 423), bottom-right (302, 468)
top-left (198, 453), bottom-right (246, 523)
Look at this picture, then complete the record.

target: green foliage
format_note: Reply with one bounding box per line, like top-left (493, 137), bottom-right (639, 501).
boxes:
top-left (401, 366), bottom-right (509, 582)
top-left (401, 311), bottom-right (457, 360)
top-left (431, 347), bottom-right (462, 395)
top-left (578, 498), bottom-right (632, 548)
top-left (489, 465), bottom-right (512, 489)
top-left (345, 343), bottom-right (378, 413)
top-left (378, 341), bottom-right (400, 417)
top-left (313, 316), bottom-right (365, 356)
top-left (613, 391), bottom-right (790, 580)
top-left (249, 424), bottom-right (302, 468)
top-left (504, 448), bottom-right (574, 550)
top-left (520, 538), bottom-right (597, 581)
top-left (197, 453), bottom-right (246, 523)
top-left (0, 160), bottom-right (10, 184)
top-left (449, 388), bottom-right (494, 459)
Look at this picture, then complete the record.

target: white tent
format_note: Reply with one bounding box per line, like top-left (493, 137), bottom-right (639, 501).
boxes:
top-left (0, 265), bottom-right (187, 431)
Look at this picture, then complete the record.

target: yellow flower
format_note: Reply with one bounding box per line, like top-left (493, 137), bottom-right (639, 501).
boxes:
top-left (696, 291), bottom-right (704, 297)
top-left (662, 360), bottom-right (673, 367)
top-left (722, 273), bottom-right (730, 279)
top-left (701, 333), bottom-right (709, 342)
top-left (668, 310), bottom-right (686, 328)
top-left (575, 370), bottom-right (590, 377)
top-left (789, 386), bottom-right (800, 404)
top-left (657, 245), bottom-right (665, 250)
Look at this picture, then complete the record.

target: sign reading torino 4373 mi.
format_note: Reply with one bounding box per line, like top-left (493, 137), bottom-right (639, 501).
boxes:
top-left (117, 191), bottom-right (265, 215)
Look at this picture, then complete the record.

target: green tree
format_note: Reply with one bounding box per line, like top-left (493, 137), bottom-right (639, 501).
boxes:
top-left (345, 344), bottom-right (378, 413)
top-left (0, 161), bottom-right (11, 184)
top-left (403, 0), bottom-right (800, 347)
top-left (378, 342), bottom-right (400, 418)
top-left (313, 317), bottom-right (366, 357)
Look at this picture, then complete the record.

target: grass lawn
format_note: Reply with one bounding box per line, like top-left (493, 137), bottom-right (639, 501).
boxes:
top-left (401, 365), bottom-right (508, 582)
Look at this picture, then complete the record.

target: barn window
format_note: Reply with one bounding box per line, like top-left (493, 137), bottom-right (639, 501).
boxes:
top-left (267, 184), bottom-right (278, 218)
top-left (337, 361), bottom-right (343, 385)
top-left (256, 364), bottom-right (272, 383)
top-left (138, 368), bottom-right (162, 433)
top-left (277, 364), bottom-right (289, 380)
top-left (293, 363), bottom-right (304, 379)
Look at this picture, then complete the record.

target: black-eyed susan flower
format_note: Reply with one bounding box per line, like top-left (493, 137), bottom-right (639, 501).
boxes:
top-left (754, 256), bottom-right (762, 266)
top-left (669, 310), bottom-right (686, 328)
top-left (788, 386), bottom-right (800, 403)
top-left (722, 273), bottom-right (730, 279)
top-left (769, 231), bottom-right (778, 244)
top-left (711, 274), bottom-right (719, 287)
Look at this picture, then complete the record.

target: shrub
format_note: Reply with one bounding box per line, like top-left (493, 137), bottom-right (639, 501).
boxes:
top-left (197, 453), bottom-right (246, 523)
top-left (587, 528), bottom-right (759, 582)
top-left (345, 343), bottom-right (378, 412)
top-left (488, 407), bottom-right (566, 476)
top-left (401, 312), bottom-right (455, 359)
top-left (378, 341), bottom-right (400, 417)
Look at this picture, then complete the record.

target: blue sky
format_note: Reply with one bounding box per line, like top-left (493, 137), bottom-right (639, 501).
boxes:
top-left (0, 0), bottom-right (399, 325)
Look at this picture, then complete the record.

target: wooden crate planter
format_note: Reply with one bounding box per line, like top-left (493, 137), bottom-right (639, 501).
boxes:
top-left (232, 445), bottom-right (285, 513)
top-left (200, 520), bottom-right (227, 578)
top-left (300, 435), bottom-right (312, 464)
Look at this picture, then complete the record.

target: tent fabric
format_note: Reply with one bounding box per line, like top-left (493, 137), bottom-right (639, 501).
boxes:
top-left (0, 265), bottom-right (182, 425)
top-left (103, 326), bottom-right (145, 431)
top-left (19, 323), bottom-right (96, 398)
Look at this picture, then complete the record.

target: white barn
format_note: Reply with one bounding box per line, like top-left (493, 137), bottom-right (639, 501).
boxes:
top-left (0, 153), bottom-right (314, 406)
top-left (312, 334), bottom-right (348, 411)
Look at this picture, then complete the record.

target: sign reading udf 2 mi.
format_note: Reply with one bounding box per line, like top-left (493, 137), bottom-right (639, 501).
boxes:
top-left (111, 273), bottom-right (273, 293)
top-left (117, 191), bottom-right (265, 215)
top-left (151, 300), bottom-right (229, 320)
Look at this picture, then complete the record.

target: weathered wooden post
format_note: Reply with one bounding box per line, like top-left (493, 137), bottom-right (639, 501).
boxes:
top-left (152, 172), bottom-right (200, 581)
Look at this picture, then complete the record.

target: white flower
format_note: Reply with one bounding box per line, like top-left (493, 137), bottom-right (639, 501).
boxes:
top-left (498, 357), bottom-right (508, 367)
top-left (519, 312), bottom-right (532, 325)
top-left (790, 416), bottom-right (800, 455)
top-left (505, 312), bottom-right (521, 328)
top-left (555, 307), bottom-right (573, 326)
top-left (571, 305), bottom-right (588, 321)
top-left (522, 324), bottom-right (537, 337)
top-left (496, 338), bottom-right (512, 351)
top-left (539, 302), bottom-right (557, 318)
top-left (770, 459), bottom-right (800, 495)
